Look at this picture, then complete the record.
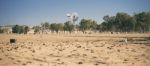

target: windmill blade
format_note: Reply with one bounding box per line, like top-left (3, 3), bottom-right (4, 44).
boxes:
top-left (66, 13), bottom-right (71, 17)
top-left (72, 12), bottom-right (79, 22)
top-left (66, 12), bottom-right (79, 23)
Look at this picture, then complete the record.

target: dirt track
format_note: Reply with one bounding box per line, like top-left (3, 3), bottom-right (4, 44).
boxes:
top-left (0, 33), bottom-right (150, 66)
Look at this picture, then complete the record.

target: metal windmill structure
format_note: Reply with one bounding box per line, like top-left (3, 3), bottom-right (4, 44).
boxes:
top-left (66, 12), bottom-right (79, 30)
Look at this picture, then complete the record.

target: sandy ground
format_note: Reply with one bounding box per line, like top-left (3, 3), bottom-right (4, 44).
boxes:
top-left (0, 33), bottom-right (150, 66)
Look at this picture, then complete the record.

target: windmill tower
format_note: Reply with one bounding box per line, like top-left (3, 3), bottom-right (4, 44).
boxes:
top-left (66, 12), bottom-right (79, 31)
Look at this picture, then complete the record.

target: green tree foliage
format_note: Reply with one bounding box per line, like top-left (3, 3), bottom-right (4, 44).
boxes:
top-left (33, 26), bottom-right (41, 34)
top-left (50, 23), bottom-right (64, 33)
top-left (115, 12), bottom-right (136, 32)
top-left (102, 15), bottom-right (116, 31)
top-left (50, 23), bottom-right (57, 32)
top-left (96, 24), bottom-right (102, 32)
top-left (12, 25), bottom-right (30, 34)
top-left (41, 22), bottom-right (50, 30)
top-left (12, 25), bottom-right (23, 34)
top-left (101, 22), bottom-right (109, 31)
top-left (91, 20), bottom-right (97, 30)
top-left (79, 19), bottom-right (97, 33)
top-left (10, 11), bottom-right (150, 34)
top-left (24, 26), bottom-right (29, 34)
top-left (134, 12), bottom-right (150, 32)
top-left (100, 12), bottom-right (144, 32)
top-left (57, 23), bottom-right (64, 31)
top-left (64, 21), bottom-right (74, 33)
top-left (80, 19), bottom-right (90, 31)
top-left (40, 22), bottom-right (50, 34)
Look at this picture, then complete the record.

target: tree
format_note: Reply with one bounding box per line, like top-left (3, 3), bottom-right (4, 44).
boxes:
top-left (96, 24), bottom-right (102, 32)
top-left (64, 21), bottom-right (74, 33)
top-left (134, 12), bottom-right (150, 32)
top-left (90, 20), bottom-right (97, 31)
top-left (12, 25), bottom-right (23, 34)
top-left (115, 12), bottom-right (135, 32)
top-left (50, 23), bottom-right (64, 33)
top-left (41, 22), bottom-right (50, 29)
top-left (101, 22), bottom-right (108, 31)
top-left (102, 15), bottom-right (116, 31)
top-left (101, 12), bottom-right (136, 32)
top-left (80, 19), bottom-right (90, 31)
top-left (50, 23), bottom-right (57, 33)
top-left (41, 22), bottom-right (50, 34)
top-left (12, 25), bottom-right (30, 34)
top-left (79, 19), bottom-right (97, 33)
top-left (57, 23), bottom-right (64, 31)
top-left (24, 26), bottom-right (29, 34)
top-left (33, 26), bottom-right (41, 34)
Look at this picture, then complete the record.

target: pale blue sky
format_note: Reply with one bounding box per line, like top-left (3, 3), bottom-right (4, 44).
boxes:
top-left (0, 0), bottom-right (150, 26)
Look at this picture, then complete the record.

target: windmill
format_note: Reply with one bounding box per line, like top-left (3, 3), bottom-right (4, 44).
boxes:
top-left (66, 12), bottom-right (79, 30)
top-left (66, 12), bottom-right (78, 23)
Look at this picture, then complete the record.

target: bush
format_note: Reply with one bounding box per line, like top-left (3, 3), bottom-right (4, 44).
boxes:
top-left (12, 25), bottom-right (29, 34)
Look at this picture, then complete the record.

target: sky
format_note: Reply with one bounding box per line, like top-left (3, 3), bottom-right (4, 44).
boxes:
top-left (0, 0), bottom-right (150, 26)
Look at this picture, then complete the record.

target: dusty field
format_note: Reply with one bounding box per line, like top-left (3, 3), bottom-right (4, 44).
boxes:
top-left (0, 33), bottom-right (150, 66)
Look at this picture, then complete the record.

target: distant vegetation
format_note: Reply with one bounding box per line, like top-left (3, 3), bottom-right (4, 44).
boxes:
top-left (100, 12), bottom-right (150, 33)
top-left (0, 12), bottom-right (149, 34)
top-left (12, 25), bottom-right (29, 34)
top-left (0, 28), bottom-right (4, 33)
